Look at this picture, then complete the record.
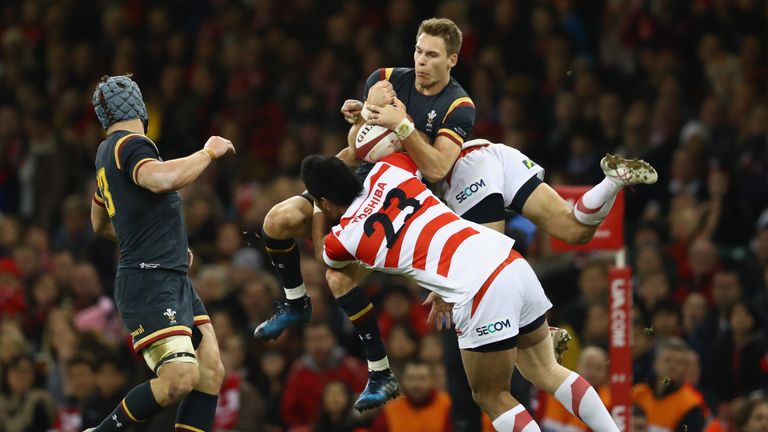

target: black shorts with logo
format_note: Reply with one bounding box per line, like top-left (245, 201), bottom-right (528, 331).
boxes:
top-left (114, 270), bottom-right (209, 352)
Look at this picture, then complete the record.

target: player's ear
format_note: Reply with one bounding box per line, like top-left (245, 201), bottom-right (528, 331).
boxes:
top-left (448, 53), bottom-right (458, 68)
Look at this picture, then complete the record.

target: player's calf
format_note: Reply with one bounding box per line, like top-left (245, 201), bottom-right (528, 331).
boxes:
top-left (255, 196), bottom-right (314, 340)
top-left (326, 268), bottom-right (400, 411)
top-left (174, 323), bottom-right (224, 432)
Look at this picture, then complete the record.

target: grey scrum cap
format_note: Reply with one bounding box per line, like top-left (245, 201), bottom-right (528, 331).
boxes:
top-left (92, 75), bottom-right (148, 131)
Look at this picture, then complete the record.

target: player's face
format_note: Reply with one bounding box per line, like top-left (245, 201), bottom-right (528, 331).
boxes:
top-left (414, 33), bottom-right (457, 90)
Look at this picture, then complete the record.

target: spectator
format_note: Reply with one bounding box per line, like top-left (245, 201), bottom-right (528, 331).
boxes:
top-left (312, 381), bottom-right (360, 432)
top-left (633, 338), bottom-right (706, 432)
top-left (734, 396), bottom-right (768, 432)
top-left (0, 354), bottom-right (55, 432)
top-left (55, 356), bottom-right (96, 432)
top-left (216, 333), bottom-right (265, 432)
top-left (69, 263), bottom-right (123, 345)
top-left (81, 356), bottom-right (128, 429)
top-left (710, 302), bottom-right (768, 402)
top-left (371, 359), bottom-right (451, 432)
top-left (281, 322), bottom-right (366, 429)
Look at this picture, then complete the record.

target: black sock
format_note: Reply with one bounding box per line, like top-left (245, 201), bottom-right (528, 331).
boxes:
top-left (261, 230), bottom-right (305, 306)
top-left (336, 287), bottom-right (388, 370)
top-left (94, 381), bottom-right (162, 431)
top-left (175, 390), bottom-right (218, 432)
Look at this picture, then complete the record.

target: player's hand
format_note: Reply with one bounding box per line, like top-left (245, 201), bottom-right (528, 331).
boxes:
top-left (365, 100), bottom-right (407, 131)
top-left (203, 136), bottom-right (236, 159)
top-left (341, 99), bottom-right (364, 124)
top-left (367, 80), bottom-right (396, 107)
top-left (424, 292), bottom-right (454, 331)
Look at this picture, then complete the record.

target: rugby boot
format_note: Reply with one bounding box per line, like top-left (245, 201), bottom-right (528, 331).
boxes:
top-left (550, 326), bottom-right (573, 365)
top-left (253, 296), bottom-right (312, 340)
top-left (354, 369), bottom-right (402, 411)
top-left (600, 153), bottom-right (658, 186)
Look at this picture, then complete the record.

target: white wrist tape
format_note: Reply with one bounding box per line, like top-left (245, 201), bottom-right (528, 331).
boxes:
top-left (361, 105), bottom-right (372, 121)
top-left (394, 117), bottom-right (415, 140)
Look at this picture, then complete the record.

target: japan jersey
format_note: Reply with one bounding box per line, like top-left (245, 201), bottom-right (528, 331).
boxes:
top-left (323, 153), bottom-right (515, 305)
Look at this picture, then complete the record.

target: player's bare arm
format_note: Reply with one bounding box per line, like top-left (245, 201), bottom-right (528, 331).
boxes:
top-left (136, 136), bottom-right (235, 193)
top-left (366, 98), bottom-right (459, 182)
top-left (90, 199), bottom-right (117, 242)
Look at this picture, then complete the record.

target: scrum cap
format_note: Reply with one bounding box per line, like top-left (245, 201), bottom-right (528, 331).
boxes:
top-left (92, 75), bottom-right (148, 132)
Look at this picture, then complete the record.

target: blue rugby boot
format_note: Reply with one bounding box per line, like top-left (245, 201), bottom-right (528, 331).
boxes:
top-left (354, 369), bottom-right (401, 411)
top-left (253, 296), bottom-right (312, 340)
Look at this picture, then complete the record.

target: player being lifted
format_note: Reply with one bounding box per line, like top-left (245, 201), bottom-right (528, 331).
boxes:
top-left (302, 152), bottom-right (623, 432)
top-left (254, 18), bottom-right (473, 410)
top-left (87, 75), bottom-right (234, 432)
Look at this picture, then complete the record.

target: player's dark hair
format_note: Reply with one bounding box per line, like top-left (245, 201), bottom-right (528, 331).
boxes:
top-left (300, 155), bottom-right (362, 207)
top-left (417, 18), bottom-right (463, 56)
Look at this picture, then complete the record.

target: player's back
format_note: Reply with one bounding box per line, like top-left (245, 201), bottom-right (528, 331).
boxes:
top-left (324, 153), bottom-right (514, 305)
top-left (94, 131), bottom-right (188, 275)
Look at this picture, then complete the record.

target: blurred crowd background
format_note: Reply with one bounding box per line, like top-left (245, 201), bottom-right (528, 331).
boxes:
top-left (1, 0), bottom-right (768, 431)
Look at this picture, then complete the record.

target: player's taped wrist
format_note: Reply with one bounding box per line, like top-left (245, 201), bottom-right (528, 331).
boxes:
top-left (361, 105), bottom-right (372, 121)
top-left (394, 116), bottom-right (415, 140)
top-left (200, 148), bottom-right (216, 160)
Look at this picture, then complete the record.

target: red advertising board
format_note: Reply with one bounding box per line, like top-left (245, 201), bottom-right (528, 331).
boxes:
top-left (549, 187), bottom-right (624, 251)
top-left (609, 267), bottom-right (633, 431)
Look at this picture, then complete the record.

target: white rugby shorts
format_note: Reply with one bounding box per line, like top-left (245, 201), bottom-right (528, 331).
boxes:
top-left (451, 249), bottom-right (552, 350)
top-left (444, 139), bottom-right (544, 216)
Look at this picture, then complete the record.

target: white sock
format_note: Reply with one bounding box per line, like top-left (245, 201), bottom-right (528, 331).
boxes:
top-left (491, 404), bottom-right (540, 432)
top-left (573, 177), bottom-right (622, 226)
top-left (554, 372), bottom-right (619, 432)
top-left (284, 284), bottom-right (307, 300)
top-left (368, 357), bottom-right (390, 372)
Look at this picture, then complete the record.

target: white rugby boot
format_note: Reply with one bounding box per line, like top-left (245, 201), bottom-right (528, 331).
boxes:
top-left (600, 153), bottom-right (658, 186)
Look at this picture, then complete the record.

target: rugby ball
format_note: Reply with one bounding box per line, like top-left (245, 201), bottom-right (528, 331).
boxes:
top-left (354, 124), bottom-right (402, 163)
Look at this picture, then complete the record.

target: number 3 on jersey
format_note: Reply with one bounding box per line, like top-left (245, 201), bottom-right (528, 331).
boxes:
top-left (364, 187), bottom-right (422, 247)
top-left (96, 167), bottom-right (116, 217)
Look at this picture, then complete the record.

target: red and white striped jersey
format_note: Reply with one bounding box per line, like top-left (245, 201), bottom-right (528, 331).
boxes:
top-left (323, 153), bottom-right (515, 304)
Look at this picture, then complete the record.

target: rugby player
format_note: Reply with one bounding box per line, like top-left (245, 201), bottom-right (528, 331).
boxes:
top-left (87, 75), bottom-right (234, 432)
top-left (302, 153), bottom-right (621, 432)
top-left (254, 18), bottom-right (473, 410)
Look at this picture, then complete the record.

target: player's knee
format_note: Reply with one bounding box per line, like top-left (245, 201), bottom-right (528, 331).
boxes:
top-left (325, 269), bottom-right (354, 297)
top-left (200, 354), bottom-right (225, 390)
top-left (158, 364), bottom-right (199, 404)
top-left (264, 203), bottom-right (307, 238)
top-left (471, 388), bottom-right (508, 413)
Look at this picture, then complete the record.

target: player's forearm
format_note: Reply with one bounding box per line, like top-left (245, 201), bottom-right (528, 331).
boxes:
top-left (138, 151), bottom-right (212, 193)
top-left (335, 147), bottom-right (356, 167)
top-left (347, 117), bottom-right (365, 156)
top-left (311, 210), bottom-right (331, 261)
top-left (401, 134), bottom-right (452, 182)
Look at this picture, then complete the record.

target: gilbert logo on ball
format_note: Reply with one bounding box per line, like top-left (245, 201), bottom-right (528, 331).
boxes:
top-left (355, 124), bottom-right (402, 163)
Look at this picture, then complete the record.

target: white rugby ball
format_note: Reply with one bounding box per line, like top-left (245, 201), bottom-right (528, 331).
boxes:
top-left (354, 124), bottom-right (402, 163)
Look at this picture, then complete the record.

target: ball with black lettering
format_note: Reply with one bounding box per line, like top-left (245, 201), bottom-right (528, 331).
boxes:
top-left (354, 124), bottom-right (402, 163)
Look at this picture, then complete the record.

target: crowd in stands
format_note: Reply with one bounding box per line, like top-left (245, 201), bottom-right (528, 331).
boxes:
top-left (1, 0), bottom-right (767, 431)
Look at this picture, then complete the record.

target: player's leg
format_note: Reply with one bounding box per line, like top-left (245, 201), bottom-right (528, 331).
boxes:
top-left (175, 291), bottom-right (224, 432)
top-left (254, 194), bottom-right (314, 339)
top-left (326, 266), bottom-right (400, 411)
top-left (573, 154), bottom-right (657, 225)
top-left (88, 337), bottom-right (199, 431)
top-left (461, 347), bottom-right (540, 431)
top-left (175, 323), bottom-right (223, 432)
top-left (516, 321), bottom-right (619, 432)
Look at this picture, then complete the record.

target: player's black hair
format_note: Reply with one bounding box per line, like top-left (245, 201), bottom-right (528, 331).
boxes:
top-left (300, 155), bottom-right (363, 207)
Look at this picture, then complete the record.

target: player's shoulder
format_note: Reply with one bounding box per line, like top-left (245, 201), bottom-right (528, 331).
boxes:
top-left (367, 67), bottom-right (413, 84)
top-left (446, 76), bottom-right (471, 99)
